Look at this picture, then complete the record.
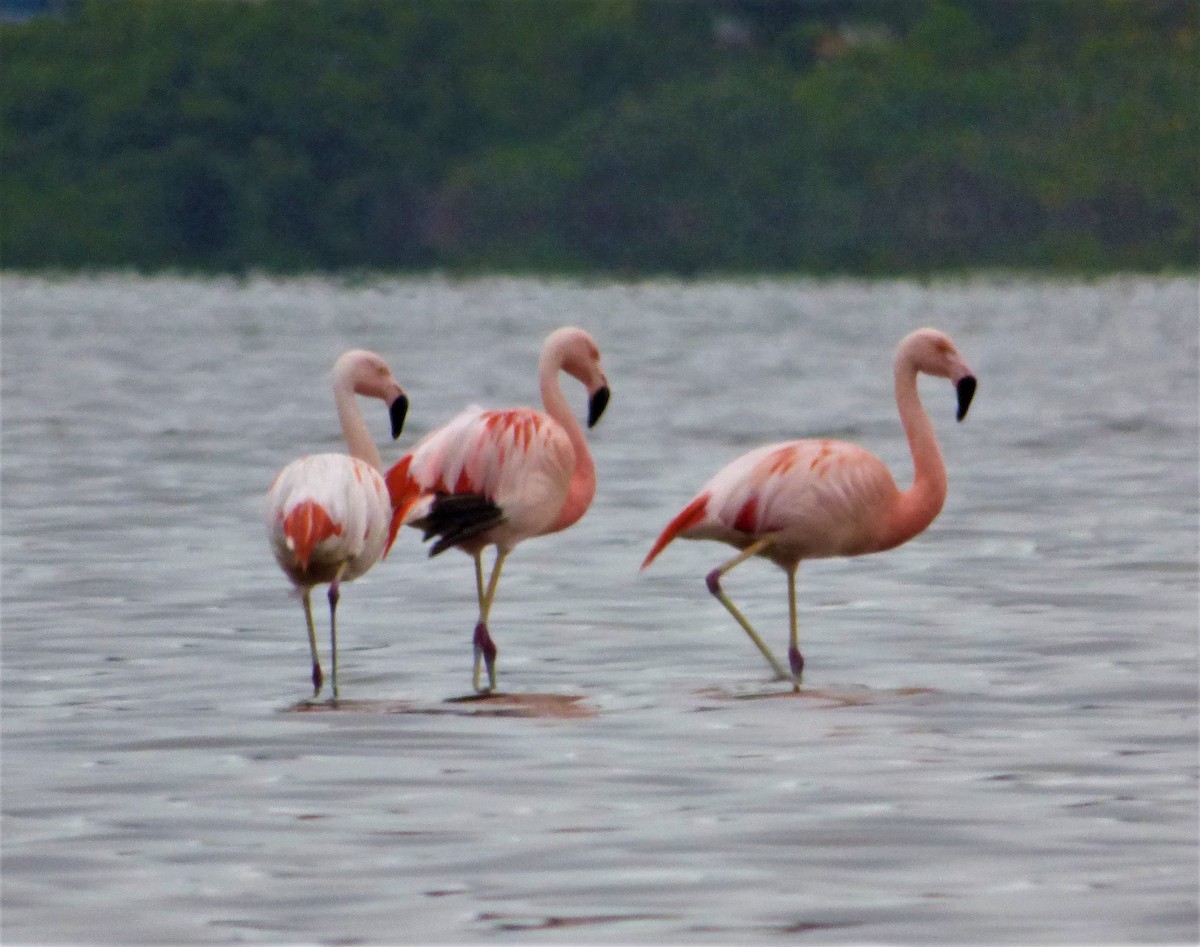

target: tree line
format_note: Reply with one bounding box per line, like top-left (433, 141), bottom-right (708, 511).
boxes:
top-left (1, 0), bottom-right (1196, 275)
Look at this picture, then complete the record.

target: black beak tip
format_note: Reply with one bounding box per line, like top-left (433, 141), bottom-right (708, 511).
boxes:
top-left (956, 375), bottom-right (977, 422)
top-left (587, 385), bottom-right (611, 429)
top-left (389, 393), bottom-right (409, 440)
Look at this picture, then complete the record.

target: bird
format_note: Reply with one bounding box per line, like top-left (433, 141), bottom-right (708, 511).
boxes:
top-left (266, 349), bottom-right (408, 701)
top-left (641, 327), bottom-right (977, 690)
top-left (385, 326), bottom-right (610, 694)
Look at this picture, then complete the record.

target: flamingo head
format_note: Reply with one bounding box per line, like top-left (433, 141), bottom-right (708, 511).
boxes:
top-left (900, 328), bottom-right (977, 422)
top-left (334, 349), bottom-right (408, 438)
top-left (542, 326), bottom-right (611, 428)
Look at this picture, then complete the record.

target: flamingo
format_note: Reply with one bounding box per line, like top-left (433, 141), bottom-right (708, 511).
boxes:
top-left (641, 327), bottom-right (977, 690)
top-left (266, 349), bottom-right (408, 700)
top-left (385, 327), bottom-right (610, 694)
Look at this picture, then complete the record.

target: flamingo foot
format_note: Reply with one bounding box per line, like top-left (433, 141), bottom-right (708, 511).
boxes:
top-left (788, 645), bottom-right (804, 690)
top-left (311, 662), bottom-right (324, 697)
top-left (472, 621), bottom-right (499, 693)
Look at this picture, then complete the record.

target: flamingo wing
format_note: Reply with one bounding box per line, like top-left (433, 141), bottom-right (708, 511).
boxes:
top-left (715, 441), bottom-right (900, 557)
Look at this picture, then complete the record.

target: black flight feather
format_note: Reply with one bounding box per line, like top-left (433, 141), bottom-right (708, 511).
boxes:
top-left (410, 492), bottom-right (506, 557)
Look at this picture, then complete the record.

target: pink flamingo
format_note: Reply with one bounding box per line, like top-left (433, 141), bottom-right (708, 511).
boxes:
top-left (266, 349), bottom-right (408, 700)
top-left (385, 327), bottom-right (610, 693)
top-left (641, 328), bottom-right (977, 690)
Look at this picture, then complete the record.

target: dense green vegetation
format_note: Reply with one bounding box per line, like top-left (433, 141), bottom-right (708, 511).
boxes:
top-left (1, 0), bottom-right (1196, 274)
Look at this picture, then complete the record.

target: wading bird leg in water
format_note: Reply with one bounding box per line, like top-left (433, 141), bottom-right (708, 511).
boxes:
top-left (326, 563), bottom-right (347, 700)
top-left (704, 537), bottom-right (800, 689)
top-left (472, 622), bottom-right (497, 694)
top-left (786, 569), bottom-right (803, 682)
top-left (302, 589), bottom-right (322, 696)
top-left (472, 550), bottom-right (508, 692)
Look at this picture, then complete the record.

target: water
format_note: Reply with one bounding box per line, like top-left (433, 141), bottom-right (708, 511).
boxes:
top-left (2, 273), bottom-right (1196, 944)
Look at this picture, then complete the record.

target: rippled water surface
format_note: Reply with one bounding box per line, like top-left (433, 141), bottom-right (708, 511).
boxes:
top-left (3, 274), bottom-right (1197, 944)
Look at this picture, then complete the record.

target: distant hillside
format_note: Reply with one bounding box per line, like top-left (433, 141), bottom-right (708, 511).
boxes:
top-left (2, 0), bottom-right (1196, 274)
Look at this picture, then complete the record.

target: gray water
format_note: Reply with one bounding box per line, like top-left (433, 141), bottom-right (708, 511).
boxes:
top-left (2, 273), bottom-right (1196, 945)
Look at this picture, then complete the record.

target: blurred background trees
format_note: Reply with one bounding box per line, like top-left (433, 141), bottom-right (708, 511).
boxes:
top-left (1, 0), bottom-right (1195, 274)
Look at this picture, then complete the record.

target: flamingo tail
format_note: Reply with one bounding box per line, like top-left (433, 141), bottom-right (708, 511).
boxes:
top-left (384, 455), bottom-right (421, 557)
top-left (641, 493), bottom-right (710, 570)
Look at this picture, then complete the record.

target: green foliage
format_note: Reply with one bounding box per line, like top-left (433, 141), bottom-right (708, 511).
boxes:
top-left (1, 0), bottom-right (1195, 273)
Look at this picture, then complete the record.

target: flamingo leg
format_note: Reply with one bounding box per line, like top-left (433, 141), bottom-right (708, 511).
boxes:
top-left (327, 563), bottom-right (349, 702)
top-left (705, 538), bottom-right (798, 687)
top-left (473, 551), bottom-right (486, 610)
top-left (470, 551), bottom-right (490, 693)
top-left (480, 549), bottom-right (508, 620)
top-left (302, 589), bottom-right (323, 697)
top-left (786, 568), bottom-right (803, 690)
top-left (472, 549), bottom-right (507, 693)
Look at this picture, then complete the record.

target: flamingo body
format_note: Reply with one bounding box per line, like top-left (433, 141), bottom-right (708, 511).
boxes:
top-left (387, 406), bottom-right (577, 555)
top-left (644, 439), bottom-right (906, 571)
top-left (385, 326), bottom-right (610, 693)
top-left (268, 454), bottom-right (391, 586)
top-left (642, 327), bottom-right (977, 688)
top-left (265, 349), bottom-right (407, 699)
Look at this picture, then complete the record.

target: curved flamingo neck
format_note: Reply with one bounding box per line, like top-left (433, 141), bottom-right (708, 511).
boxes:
top-left (540, 351), bottom-right (596, 534)
top-left (334, 375), bottom-right (383, 472)
top-left (884, 351), bottom-right (947, 549)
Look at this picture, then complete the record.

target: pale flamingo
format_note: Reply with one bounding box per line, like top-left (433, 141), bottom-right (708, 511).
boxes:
top-left (385, 327), bottom-right (610, 693)
top-left (266, 349), bottom-right (408, 700)
top-left (641, 328), bottom-right (977, 690)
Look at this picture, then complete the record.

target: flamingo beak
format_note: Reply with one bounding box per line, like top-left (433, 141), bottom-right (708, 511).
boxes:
top-left (587, 385), bottom-right (610, 428)
top-left (389, 393), bottom-right (409, 439)
top-left (956, 376), bottom-right (977, 422)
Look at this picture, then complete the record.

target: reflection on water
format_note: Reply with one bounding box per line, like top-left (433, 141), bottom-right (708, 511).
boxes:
top-left (2, 274), bottom-right (1196, 944)
top-left (287, 693), bottom-right (600, 719)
